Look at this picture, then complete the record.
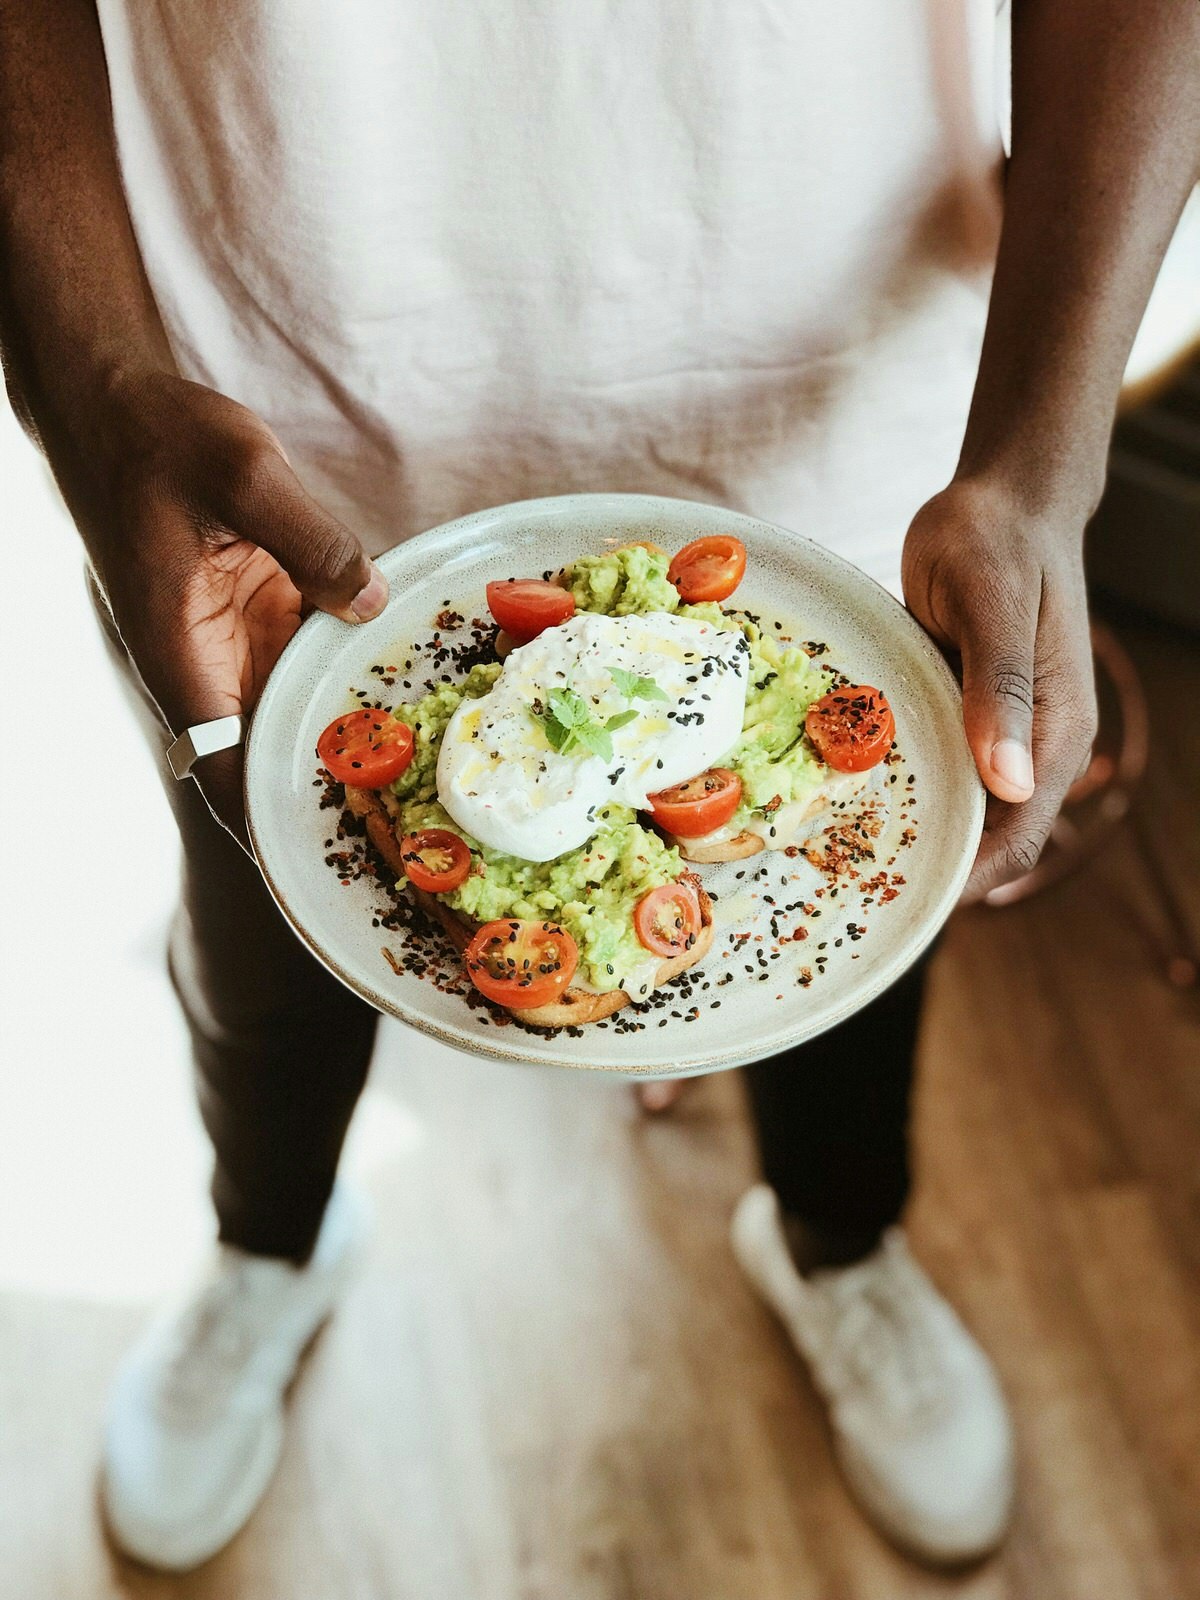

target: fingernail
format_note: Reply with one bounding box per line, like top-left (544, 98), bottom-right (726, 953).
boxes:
top-left (350, 564), bottom-right (389, 621)
top-left (990, 738), bottom-right (1034, 798)
top-left (641, 1082), bottom-right (672, 1108)
top-left (638, 1082), bottom-right (681, 1113)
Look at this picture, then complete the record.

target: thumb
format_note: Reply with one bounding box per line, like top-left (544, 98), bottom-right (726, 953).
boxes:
top-left (226, 447), bottom-right (389, 622)
top-left (958, 596), bottom-right (1038, 805)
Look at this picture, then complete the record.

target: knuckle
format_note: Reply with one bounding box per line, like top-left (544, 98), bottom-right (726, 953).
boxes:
top-left (223, 433), bottom-right (281, 515)
top-left (1070, 714), bottom-right (1100, 770)
top-left (1043, 684), bottom-right (1098, 776)
top-left (1002, 832), bottom-right (1044, 880)
top-left (300, 523), bottom-right (363, 594)
top-left (970, 552), bottom-right (1033, 613)
top-left (984, 663), bottom-right (1035, 716)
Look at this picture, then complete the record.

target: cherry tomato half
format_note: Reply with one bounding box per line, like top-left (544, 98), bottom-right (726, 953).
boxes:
top-left (317, 709), bottom-right (414, 788)
top-left (634, 880), bottom-right (703, 958)
top-left (399, 828), bottom-right (472, 893)
top-left (805, 685), bottom-right (895, 772)
top-left (464, 919), bottom-right (579, 1009)
top-left (667, 535), bottom-right (747, 604)
top-left (647, 767), bottom-right (743, 837)
top-left (486, 579), bottom-right (576, 645)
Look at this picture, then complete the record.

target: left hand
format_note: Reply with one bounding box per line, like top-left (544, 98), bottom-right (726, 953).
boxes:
top-left (80, 371), bottom-right (388, 849)
top-left (902, 477), bottom-right (1099, 903)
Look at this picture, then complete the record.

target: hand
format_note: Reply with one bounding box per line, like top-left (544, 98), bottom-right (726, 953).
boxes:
top-left (81, 371), bottom-right (389, 846)
top-left (902, 478), bottom-right (1098, 902)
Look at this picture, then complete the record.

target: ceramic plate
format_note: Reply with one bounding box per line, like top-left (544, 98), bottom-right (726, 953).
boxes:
top-left (245, 494), bottom-right (983, 1077)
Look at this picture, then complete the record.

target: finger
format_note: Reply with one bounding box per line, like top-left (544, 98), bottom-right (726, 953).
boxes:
top-left (119, 608), bottom-right (253, 853)
top-left (961, 789), bottom-right (1058, 903)
top-left (143, 658), bottom-right (252, 852)
top-left (635, 1080), bottom-right (688, 1114)
top-left (220, 445), bottom-right (388, 622)
top-left (963, 643), bottom-right (1098, 904)
top-left (191, 745), bottom-right (252, 854)
top-left (958, 587), bottom-right (1038, 805)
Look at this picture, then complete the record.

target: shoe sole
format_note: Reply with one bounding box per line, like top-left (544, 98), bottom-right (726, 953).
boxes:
top-left (100, 1405), bottom-right (286, 1573)
top-left (99, 1201), bottom-right (367, 1574)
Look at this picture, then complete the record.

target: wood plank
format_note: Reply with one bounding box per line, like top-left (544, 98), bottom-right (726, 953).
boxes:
top-left (2, 603), bottom-right (1199, 1598)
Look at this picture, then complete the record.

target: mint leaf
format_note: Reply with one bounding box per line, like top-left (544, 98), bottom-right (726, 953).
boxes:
top-left (547, 686), bottom-right (589, 728)
top-left (610, 667), bottom-right (669, 703)
top-left (575, 723), bottom-right (614, 762)
top-left (529, 706), bottom-right (569, 750)
top-left (633, 678), bottom-right (669, 703)
top-left (532, 679), bottom-right (640, 762)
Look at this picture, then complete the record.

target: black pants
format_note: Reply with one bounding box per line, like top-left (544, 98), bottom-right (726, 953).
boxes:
top-left (742, 963), bottom-right (921, 1263)
top-left (97, 588), bottom-right (921, 1266)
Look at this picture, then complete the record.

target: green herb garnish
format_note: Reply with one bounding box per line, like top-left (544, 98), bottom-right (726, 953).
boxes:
top-left (533, 687), bottom-right (637, 762)
top-left (610, 667), bottom-right (669, 703)
top-left (530, 669), bottom-right (667, 761)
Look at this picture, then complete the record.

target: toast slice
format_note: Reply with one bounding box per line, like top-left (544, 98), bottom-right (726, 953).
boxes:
top-left (663, 768), bottom-right (877, 863)
top-left (342, 785), bottom-right (714, 1027)
top-left (673, 827), bottom-right (777, 864)
top-left (668, 793), bottom-right (831, 863)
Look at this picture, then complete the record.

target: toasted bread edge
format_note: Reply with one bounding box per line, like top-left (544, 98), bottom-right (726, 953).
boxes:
top-left (343, 785), bottom-right (713, 1027)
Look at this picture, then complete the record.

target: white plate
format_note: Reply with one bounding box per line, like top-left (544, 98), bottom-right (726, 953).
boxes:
top-left (245, 493), bottom-right (983, 1078)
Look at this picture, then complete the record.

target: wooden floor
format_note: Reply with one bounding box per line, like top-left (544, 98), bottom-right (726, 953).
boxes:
top-left (1, 602), bottom-right (1198, 1600)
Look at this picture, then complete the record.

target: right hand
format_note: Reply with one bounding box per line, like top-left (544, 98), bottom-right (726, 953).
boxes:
top-left (81, 371), bottom-right (389, 846)
top-left (902, 477), bottom-right (1097, 903)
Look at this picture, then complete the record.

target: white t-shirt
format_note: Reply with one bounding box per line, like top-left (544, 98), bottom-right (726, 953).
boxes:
top-left (96, 1), bottom-right (1007, 596)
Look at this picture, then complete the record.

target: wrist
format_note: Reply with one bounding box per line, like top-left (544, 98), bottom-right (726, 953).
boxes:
top-left (904, 476), bottom-right (1090, 603)
top-left (10, 332), bottom-right (172, 471)
top-left (949, 445), bottom-right (1106, 535)
top-left (955, 339), bottom-right (1118, 530)
top-left (7, 337), bottom-right (177, 578)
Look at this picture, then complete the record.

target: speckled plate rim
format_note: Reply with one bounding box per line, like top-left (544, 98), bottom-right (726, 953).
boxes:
top-left (245, 492), bottom-right (984, 1078)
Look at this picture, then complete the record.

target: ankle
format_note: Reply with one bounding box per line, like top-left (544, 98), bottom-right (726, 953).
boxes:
top-left (782, 1215), bottom-right (887, 1276)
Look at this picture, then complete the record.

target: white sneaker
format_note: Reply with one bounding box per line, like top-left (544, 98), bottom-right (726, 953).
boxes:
top-left (101, 1183), bottom-right (368, 1570)
top-left (732, 1185), bottom-right (1014, 1565)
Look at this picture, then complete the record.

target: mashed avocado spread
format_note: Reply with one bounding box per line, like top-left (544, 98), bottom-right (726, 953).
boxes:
top-left (562, 544), bottom-right (682, 616)
top-left (566, 544), bottom-right (830, 823)
top-left (378, 545), bottom-right (827, 991)
top-left (386, 663), bottom-right (682, 993)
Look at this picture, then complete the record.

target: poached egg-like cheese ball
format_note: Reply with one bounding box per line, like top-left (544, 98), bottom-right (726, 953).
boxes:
top-left (436, 611), bottom-right (750, 861)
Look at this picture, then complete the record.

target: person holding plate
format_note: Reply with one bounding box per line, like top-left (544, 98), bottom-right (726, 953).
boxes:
top-left (1, 0), bottom-right (1196, 1573)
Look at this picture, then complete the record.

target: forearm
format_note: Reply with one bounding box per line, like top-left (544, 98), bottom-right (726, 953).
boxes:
top-left (958, 0), bottom-right (1200, 518)
top-left (0, 0), bottom-right (172, 496)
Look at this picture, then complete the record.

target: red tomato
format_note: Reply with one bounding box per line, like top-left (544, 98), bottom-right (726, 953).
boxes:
top-left (486, 579), bottom-right (576, 644)
top-left (805, 685), bottom-right (895, 772)
top-left (464, 919), bottom-right (579, 1009)
top-left (634, 881), bottom-right (703, 958)
top-left (399, 828), bottom-right (472, 893)
top-left (317, 709), bottom-right (414, 788)
top-left (667, 535), bottom-right (747, 604)
top-left (647, 768), bottom-right (742, 837)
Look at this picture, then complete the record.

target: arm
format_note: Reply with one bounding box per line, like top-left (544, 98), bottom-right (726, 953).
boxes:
top-left (903, 0), bottom-right (1200, 898)
top-left (0, 0), bottom-right (387, 843)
